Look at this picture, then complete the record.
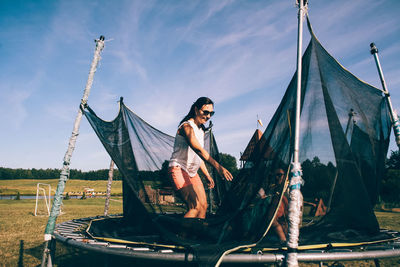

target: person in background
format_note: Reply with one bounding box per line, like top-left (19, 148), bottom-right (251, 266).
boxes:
top-left (169, 97), bottom-right (233, 219)
top-left (258, 168), bottom-right (288, 243)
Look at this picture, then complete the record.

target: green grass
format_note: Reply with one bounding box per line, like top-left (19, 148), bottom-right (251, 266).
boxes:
top-left (0, 198), bottom-right (123, 266)
top-left (0, 179), bottom-right (123, 196)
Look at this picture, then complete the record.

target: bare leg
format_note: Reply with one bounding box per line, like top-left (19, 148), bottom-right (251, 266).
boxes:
top-left (272, 220), bottom-right (287, 242)
top-left (191, 180), bottom-right (208, 219)
top-left (179, 185), bottom-right (200, 218)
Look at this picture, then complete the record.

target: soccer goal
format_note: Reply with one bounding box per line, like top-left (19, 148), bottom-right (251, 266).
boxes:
top-left (35, 183), bottom-right (51, 216)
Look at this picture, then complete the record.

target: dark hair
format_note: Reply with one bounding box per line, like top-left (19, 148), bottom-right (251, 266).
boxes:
top-left (179, 97), bottom-right (214, 127)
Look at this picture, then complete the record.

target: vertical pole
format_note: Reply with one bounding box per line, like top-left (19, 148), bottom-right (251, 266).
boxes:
top-left (104, 159), bottom-right (115, 216)
top-left (208, 124), bottom-right (215, 214)
top-left (40, 35), bottom-right (105, 267)
top-left (35, 184), bottom-right (40, 216)
top-left (370, 43), bottom-right (400, 149)
top-left (287, 1), bottom-right (307, 266)
top-left (293, 0), bottom-right (305, 164)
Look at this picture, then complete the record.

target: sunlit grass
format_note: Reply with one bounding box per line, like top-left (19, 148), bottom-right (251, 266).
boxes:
top-left (0, 179), bottom-right (123, 196)
top-left (0, 198), bottom-right (123, 266)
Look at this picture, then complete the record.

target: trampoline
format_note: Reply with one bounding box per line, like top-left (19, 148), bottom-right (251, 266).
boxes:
top-left (42, 2), bottom-right (400, 266)
top-left (53, 216), bottom-right (400, 264)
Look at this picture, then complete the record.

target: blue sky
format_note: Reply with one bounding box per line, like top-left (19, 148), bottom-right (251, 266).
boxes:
top-left (1, 0), bottom-right (399, 171)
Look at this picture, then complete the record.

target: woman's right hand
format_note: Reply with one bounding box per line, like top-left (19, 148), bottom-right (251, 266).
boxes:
top-left (218, 166), bottom-right (233, 181)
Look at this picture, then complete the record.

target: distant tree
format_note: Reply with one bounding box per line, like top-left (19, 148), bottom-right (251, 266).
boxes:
top-left (381, 169), bottom-right (400, 203)
top-left (381, 151), bottom-right (400, 203)
top-left (218, 153), bottom-right (239, 177)
top-left (0, 166), bottom-right (125, 180)
top-left (301, 157), bottom-right (336, 202)
top-left (386, 150), bottom-right (400, 169)
top-left (311, 156), bottom-right (321, 167)
top-left (158, 161), bottom-right (171, 187)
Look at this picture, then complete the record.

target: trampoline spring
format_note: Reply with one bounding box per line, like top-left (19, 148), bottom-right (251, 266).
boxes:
top-left (130, 247), bottom-right (151, 251)
top-left (64, 235), bottom-right (83, 240)
top-left (58, 232), bottom-right (77, 236)
top-left (62, 227), bottom-right (81, 231)
top-left (57, 229), bottom-right (79, 233)
top-left (57, 226), bottom-right (78, 230)
top-left (63, 233), bottom-right (83, 237)
top-left (386, 231), bottom-right (398, 235)
top-left (63, 223), bottom-right (82, 227)
top-left (159, 249), bottom-right (174, 253)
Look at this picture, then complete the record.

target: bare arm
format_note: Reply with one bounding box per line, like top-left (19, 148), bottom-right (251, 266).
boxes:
top-left (199, 161), bottom-right (215, 188)
top-left (179, 123), bottom-right (233, 181)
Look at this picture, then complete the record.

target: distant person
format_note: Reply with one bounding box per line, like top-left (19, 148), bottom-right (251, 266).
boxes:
top-left (258, 168), bottom-right (288, 243)
top-left (169, 97), bottom-right (233, 219)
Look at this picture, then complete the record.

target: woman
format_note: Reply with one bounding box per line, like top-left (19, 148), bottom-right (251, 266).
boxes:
top-left (169, 97), bottom-right (233, 219)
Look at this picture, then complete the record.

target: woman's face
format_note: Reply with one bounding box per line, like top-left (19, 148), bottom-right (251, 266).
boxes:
top-left (274, 169), bottom-right (285, 184)
top-left (194, 104), bottom-right (214, 125)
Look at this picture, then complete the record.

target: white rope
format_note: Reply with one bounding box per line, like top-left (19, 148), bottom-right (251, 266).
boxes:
top-left (296, 0), bottom-right (308, 17)
top-left (287, 162), bottom-right (304, 266)
top-left (81, 37), bottom-right (105, 106)
top-left (104, 160), bottom-right (114, 216)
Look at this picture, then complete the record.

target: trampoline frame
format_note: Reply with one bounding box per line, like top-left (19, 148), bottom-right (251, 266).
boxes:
top-left (53, 215), bottom-right (400, 264)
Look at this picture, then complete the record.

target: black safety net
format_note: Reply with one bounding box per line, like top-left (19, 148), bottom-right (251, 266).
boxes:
top-left (82, 19), bottom-right (394, 266)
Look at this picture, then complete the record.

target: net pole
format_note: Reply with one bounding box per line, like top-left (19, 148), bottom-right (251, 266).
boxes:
top-left (40, 35), bottom-right (105, 267)
top-left (209, 128), bottom-right (214, 214)
top-left (287, 1), bottom-right (307, 266)
top-left (104, 159), bottom-right (115, 216)
top-left (370, 43), bottom-right (400, 149)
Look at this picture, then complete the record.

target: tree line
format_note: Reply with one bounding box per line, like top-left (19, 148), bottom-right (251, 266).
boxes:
top-left (300, 151), bottom-right (400, 204)
top-left (0, 153), bottom-right (239, 181)
top-left (2, 151), bottom-right (398, 203)
top-left (381, 150), bottom-right (400, 203)
top-left (0, 167), bottom-right (123, 180)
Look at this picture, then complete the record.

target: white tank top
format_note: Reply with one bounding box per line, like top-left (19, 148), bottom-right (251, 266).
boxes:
top-left (169, 120), bottom-right (204, 177)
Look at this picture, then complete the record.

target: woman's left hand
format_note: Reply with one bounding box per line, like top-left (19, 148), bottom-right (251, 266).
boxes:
top-left (218, 166), bottom-right (233, 181)
top-left (206, 176), bottom-right (215, 189)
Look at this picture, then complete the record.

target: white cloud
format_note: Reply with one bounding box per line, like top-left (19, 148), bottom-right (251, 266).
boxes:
top-left (0, 69), bottom-right (45, 129)
top-left (0, 86), bottom-right (30, 129)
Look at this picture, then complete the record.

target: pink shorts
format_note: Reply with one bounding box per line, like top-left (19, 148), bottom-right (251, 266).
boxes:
top-left (168, 166), bottom-right (203, 190)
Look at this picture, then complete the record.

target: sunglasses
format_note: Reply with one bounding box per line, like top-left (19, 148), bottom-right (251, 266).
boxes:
top-left (200, 110), bottom-right (215, 117)
top-left (275, 173), bottom-right (284, 177)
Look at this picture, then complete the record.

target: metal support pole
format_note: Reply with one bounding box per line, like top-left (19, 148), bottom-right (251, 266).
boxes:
top-left (370, 43), bottom-right (400, 149)
top-left (40, 35), bottom-right (105, 267)
top-left (286, 1), bottom-right (307, 266)
top-left (104, 160), bottom-right (114, 216)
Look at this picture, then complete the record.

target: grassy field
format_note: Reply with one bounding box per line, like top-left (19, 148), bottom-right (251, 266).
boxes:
top-left (0, 179), bottom-right (123, 196)
top-left (0, 179), bottom-right (399, 266)
top-left (0, 198), bottom-right (124, 267)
